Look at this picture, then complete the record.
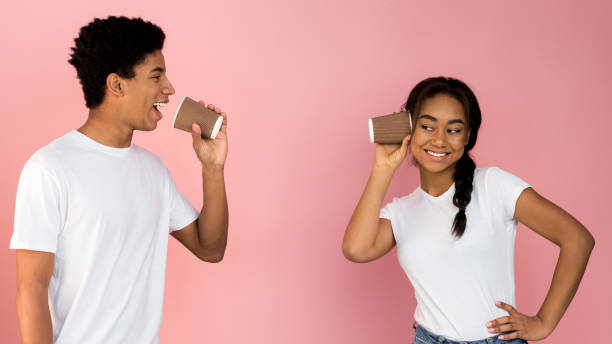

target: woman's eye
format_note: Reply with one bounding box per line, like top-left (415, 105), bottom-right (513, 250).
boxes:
top-left (152, 76), bottom-right (161, 80)
top-left (421, 125), bottom-right (434, 131)
top-left (448, 128), bottom-right (462, 134)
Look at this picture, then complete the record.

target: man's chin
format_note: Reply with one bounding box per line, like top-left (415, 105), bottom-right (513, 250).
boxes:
top-left (134, 122), bottom-right (158, 132)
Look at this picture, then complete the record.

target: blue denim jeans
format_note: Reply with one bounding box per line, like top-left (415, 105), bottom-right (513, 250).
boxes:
top-left (412, 323), bottom-right (527, 344)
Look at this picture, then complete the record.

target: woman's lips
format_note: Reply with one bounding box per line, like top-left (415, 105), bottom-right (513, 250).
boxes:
top-left (424, 149), bottom-right (450, 160)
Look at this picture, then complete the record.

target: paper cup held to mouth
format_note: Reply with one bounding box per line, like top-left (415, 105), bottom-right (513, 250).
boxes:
top-left (369, 111), bottom-right (413, 144)
top-left (172, 96), bottom-right (223, 139)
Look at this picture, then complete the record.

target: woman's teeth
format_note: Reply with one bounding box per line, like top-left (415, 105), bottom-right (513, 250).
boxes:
top-left (426, 150), bottom-right (449, 157)
top-left (153, 102), bottom-right (167, 108)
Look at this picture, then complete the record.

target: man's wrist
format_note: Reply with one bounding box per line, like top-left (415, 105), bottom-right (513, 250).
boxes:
top-left (202, 164), bottom-right (224, 176)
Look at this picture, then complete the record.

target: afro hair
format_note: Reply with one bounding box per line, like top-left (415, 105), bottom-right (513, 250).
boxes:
top-left (68, 16), bottom-right (165, 108)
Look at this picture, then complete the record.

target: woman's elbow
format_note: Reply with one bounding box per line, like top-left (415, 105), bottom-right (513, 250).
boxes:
top-left (342, 242), bottom-right (370, 263)
top-left (564, 228), bottom-right (595, 254)
top-left (583, 231), bottom-right (595, 251)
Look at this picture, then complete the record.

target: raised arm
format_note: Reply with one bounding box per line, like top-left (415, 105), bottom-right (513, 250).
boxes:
top-left (171, 102), bottom-right (229, 262)
top-left (342, 135), bottom-right (410, 263)
top-left (486, 188), bottom-right (594, 340)
top-left (16, 250), bottom-right (54, 344)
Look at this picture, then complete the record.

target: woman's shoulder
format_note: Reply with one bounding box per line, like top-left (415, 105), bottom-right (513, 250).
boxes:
top-left (473, 166), bottom-right (531, 202)
top-left (474, 166), bottom-right (526, 184)
top-left (386, 187), bottom-right (424, 209)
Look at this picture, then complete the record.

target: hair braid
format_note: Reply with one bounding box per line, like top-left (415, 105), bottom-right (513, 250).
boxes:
top-left (452, 153), bottom-right (476, 237)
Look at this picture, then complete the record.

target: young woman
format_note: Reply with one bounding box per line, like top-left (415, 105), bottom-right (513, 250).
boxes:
top-left (342, 77), bottom-right (594, 343)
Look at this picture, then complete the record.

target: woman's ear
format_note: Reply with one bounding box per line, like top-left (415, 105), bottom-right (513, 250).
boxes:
top-left (464, 129), bottom-right (471, 146)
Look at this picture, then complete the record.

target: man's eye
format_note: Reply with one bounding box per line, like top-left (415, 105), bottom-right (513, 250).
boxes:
top-left (152, 76), bottom-right (161, 80)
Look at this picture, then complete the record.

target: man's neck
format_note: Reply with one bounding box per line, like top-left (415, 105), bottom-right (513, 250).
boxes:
top-left (78, 106), bottom-right (133, 148)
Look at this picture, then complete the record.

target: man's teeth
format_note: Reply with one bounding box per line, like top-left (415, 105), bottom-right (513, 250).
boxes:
top-left (153, 102), bottom-right (167, 107)
top-left (426, 150), bottom-right (449, 157)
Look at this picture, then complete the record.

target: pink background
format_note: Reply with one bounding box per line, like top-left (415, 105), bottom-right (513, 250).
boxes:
top-left (1, 0), bottom-right (610, 342)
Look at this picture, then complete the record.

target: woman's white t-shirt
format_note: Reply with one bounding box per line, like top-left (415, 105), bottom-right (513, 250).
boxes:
top-left (380, 167), bottom-right (530, 341)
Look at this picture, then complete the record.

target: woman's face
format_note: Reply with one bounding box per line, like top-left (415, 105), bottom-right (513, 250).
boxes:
top-left (410, 94), bottom-right (470, 175)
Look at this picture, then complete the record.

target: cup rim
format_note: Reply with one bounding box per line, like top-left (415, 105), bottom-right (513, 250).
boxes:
top-left (172, 96), bottom-right (189, 129)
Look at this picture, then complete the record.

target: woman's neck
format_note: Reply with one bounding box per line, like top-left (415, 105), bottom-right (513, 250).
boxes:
top-left (419, 165), bottom-right (456, 197)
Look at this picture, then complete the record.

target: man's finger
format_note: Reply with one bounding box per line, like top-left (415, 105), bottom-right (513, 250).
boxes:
top-left (191, 123), bottom-right (202, 146)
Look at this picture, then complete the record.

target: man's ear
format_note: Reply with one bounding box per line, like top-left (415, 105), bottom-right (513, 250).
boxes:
top-left (106, 73), bottom-right (123, 97)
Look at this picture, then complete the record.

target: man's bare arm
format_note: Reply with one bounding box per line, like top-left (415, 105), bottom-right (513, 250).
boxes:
top-left (16, 249), bottom-right (54, 344)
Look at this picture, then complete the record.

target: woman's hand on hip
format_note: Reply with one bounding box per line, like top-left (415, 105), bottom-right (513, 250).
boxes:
top-left (486, 301), bottom-right (552, 341)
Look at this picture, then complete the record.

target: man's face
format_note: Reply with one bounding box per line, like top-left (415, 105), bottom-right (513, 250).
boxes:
top-left (120, 50), bottom-right (175, 131)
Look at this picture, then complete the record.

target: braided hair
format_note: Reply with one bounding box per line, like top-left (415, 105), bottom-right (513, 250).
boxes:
top-left (404, 77), bottom-right (482, 238)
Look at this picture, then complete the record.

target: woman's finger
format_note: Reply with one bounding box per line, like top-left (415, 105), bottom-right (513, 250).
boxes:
top-left (495, 301), bottom-right (516, 315)
top-left (498, 331), bottom-right (521, 341)
top-left (489, 323), bottom-right (515, 334)
top-left (486, 315), bottom-right (511, 328)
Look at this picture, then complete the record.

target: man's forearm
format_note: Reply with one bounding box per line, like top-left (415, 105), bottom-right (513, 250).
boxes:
top-left (197, 166), bottom-right (228, 261)
top-left (17, 287), bottom-right (53, 344)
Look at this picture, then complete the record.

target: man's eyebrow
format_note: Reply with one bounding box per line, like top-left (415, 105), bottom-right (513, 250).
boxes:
top-left (149, 67), bottom-right (165, 73)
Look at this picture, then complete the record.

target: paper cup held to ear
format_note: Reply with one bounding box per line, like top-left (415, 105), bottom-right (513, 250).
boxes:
top-left (369, 111), bottom-right (413, 144)
top-left (172, 96), bottom-right (223, 139)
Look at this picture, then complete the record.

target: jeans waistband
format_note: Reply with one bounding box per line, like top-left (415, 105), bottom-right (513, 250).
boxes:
top-left (412, 322), bottom-right (525, 344)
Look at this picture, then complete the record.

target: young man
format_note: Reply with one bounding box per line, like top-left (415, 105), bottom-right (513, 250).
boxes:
top-left (10, 16), bottom-right (229, 343)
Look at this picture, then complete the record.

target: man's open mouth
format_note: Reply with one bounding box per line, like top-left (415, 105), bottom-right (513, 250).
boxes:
top-left (153, 102), bottom-right (167, 110)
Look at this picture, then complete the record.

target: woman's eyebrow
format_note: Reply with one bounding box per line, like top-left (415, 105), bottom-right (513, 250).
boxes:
top-left (419, 114), bottom-right (465, 125)
top-left (419, 114), bottom-right (437, 121)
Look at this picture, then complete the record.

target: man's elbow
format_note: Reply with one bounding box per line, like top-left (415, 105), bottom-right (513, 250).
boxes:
top-left (196, 247), bottom-right (225, 263)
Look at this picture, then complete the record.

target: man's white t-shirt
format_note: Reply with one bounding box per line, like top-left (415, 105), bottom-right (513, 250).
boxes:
top-left (380, 167), bottom-right (530, 341)
top-left (10, 130), bottom-right (199, 344)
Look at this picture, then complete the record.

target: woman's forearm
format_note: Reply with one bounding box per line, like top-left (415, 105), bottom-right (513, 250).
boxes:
top-left (536, 233), bottom-right (594, 333)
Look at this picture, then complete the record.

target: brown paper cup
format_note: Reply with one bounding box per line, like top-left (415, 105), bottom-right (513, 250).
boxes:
top-left (369, 112), bottom-right (413, 144)
top-left (172, 96), bottom-right (223, 139)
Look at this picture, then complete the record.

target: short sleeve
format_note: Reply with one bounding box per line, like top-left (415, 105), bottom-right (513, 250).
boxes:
top-left (379, 201), bottom-right (393, 220)
top-left (167, 171), bottom-right (199, 232)
top-left (485, 167), bottom-right (530, 220)
top-left (10, 162), bottom-right (64, 253)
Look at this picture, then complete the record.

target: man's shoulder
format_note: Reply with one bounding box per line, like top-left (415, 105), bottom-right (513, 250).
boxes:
top-left (25, 132), bottom-right (77, 171)
top-left (131, 144), bottom-right (167, 170)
